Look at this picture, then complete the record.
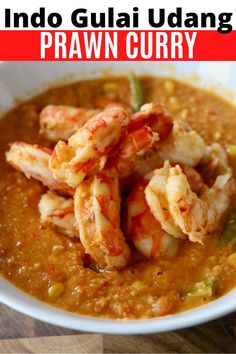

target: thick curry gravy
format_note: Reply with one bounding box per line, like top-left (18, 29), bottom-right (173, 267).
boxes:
top-left (1, 77), bottom-right (236, 319)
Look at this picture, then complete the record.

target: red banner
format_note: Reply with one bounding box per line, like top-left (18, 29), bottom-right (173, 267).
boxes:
top-left (0, 30), bottom-right (236, 60)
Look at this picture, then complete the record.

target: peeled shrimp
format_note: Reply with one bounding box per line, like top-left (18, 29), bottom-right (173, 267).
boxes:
top-left (127, 115), bottom-right (206, 182)
top-left (74, 171), bottom-right (130, 270)
top-left (39, 191), bottom-right (78, 238)
top-left (158, 120), bottom-right (206, 167)
top-left (146, 161), bottom-right (235, 244)
top-left (125, 175), bottom-right (179, 259)
top-left (47, 103), bottom-right (159, 188)
top-left (180, 164), bottom-right (204, 195)
top-left (6, 142), bottom-right (73, 196)
top-left (107, 126), bottom-right (158, 179)
top-left (128, 102), bottom-right (173, 140)
top-left (130, 149), bottom-right (206, 191)
top-left (167, 165), bottom-right (235, 243)
top-left (49, 104), bottom-right (130, 188)
top-left (39, 105), bottom-right (100, 141)
top-left (145, 162), bottom-right (185, 239)
top-left (198, 143), bottom-right (232, 184)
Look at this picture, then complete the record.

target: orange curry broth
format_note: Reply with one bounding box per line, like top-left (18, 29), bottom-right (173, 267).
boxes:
top-left (0, 76), bottom-right (236, 319)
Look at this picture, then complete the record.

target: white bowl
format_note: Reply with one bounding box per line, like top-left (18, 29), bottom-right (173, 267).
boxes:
top-left (0, 61), bottom-right (236, 334)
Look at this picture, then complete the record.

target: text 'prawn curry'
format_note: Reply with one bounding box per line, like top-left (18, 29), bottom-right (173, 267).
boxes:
top-left (1, 75), bottom-right (236, 319)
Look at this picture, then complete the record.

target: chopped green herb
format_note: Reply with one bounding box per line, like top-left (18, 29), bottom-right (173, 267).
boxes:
top-left (187, 272), bottom-right (220, 298)
top-left (186, 273), bottom-right (218, 299)
top-left (220, 209), bottom-right (236, 247)
top-left (128, 73), bottom-right (143, 111)
top-left (187, 280), bottom-right (213, 298)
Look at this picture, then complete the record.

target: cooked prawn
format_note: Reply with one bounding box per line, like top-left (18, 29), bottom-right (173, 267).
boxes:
top-left (6, 142), bottom-right (73, 196)
top-left (146, 162), bottom-right (235, 244)
top-left (167, 165), bottom-right (235, 243)
top-left (180, 164), bottom-right (204, 195)
top-left (128, 102), bottom-right (173, 140)
top-left (145, 162), bottom-right (185, 239)
top-left (198, 143), bottom-right (232, 184)
top-left (127, 113), bottom-right (206, 182)
top-left (125, 175), bottom-right (179, 259)
top-left (74, 171), bottom-right (130, 270)
top-left (49, 104), bottom-right (131, 188)
top-left (158, 120), bottom-right (206, 167)
top-left (39, 105), bottom-right (100, 141)
top-left (130, 150), bottom-right (206, 192)
top-left (39, 191), bottom-right (78, 238)
top-left (48, 102), bottom-right (173, 188)
top-left (107, 126), bottom-right (159, 180)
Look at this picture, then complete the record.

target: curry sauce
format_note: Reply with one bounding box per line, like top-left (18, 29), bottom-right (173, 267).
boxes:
top-left (1, 76), bottom-right (236, 319)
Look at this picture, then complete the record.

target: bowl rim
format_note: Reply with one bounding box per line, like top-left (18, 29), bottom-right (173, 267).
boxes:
top-left (1, 277), bottom-right (236, 334)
